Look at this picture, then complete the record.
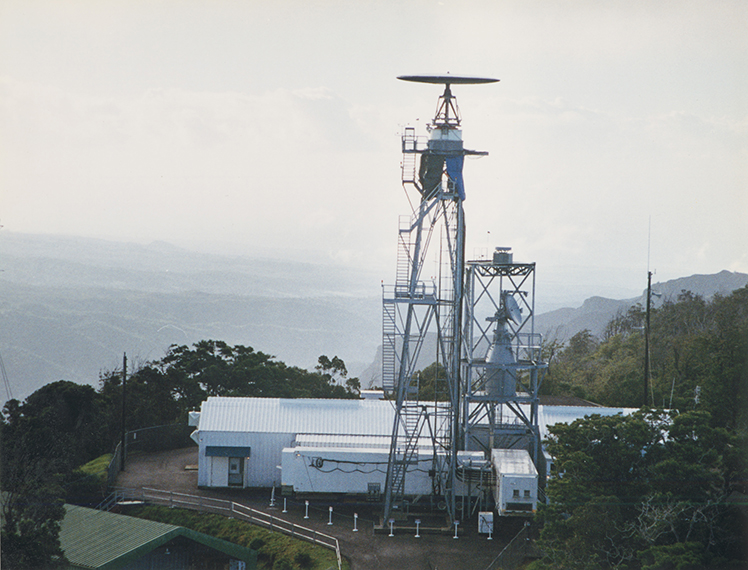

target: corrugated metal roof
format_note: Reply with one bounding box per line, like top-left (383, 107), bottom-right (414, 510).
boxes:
top-left (196, 397), bottom-right (637, 445)
top-left (538, 405), bottom-right (637, 440)
top-left (59, 504), bottom-right (181, 569)
top-left (294, 433), bottom-right (392, 448)
top-left (197, 397), bottom-right (396, 435)
top-left (294, 433), bottom-right (434, 449)
top-left (491, 449), bottom-right (538, 476)
top-left (59, 505), bottom-right (256, 569)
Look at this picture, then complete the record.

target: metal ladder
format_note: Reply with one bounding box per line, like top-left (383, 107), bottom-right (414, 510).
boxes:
top-left (401, 126), bottom-right (419, 187)
top-left (389, 393), bottom-right (425, 512)
top-left (381, 300), bottom-right (397, 393)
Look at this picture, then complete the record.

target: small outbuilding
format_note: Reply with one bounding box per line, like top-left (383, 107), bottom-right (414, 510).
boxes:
top-left (59, 504), bottom-right (256, 570)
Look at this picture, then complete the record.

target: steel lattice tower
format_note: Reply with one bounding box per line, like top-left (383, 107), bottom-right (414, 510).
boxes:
top-left (462, 250), bottom-right (547, 472)
top-left (382, 75), bottom-right (497, 526)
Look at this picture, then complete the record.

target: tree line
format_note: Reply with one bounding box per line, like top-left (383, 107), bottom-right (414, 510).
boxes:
top-left (531, 286), bottom-right (748, 569)
top-left (542, 286), bottom-right (748, 431)
top-left (1, 342), bottom-right (359, 568)
top-left (532, 409), bottom-right (746, 569)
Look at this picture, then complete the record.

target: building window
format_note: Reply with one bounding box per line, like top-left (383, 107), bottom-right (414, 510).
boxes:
top-left (513, 489), bottom-right (520, 498)
top-left (524, 490), bottom-right (531, 498)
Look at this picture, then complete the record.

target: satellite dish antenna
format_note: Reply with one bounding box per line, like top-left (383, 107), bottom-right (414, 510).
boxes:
top-left (504, 293), bottom-right (522, 325)
top-left (398, 75), bottom-right (500, 85)
top-left (398, 75), bottom-right (499, 129)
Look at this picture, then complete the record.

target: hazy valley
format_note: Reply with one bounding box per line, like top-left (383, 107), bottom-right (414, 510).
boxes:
top-left (1, 231), bottom-right (746, 403)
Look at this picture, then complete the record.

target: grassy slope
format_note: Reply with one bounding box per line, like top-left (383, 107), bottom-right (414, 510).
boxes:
top-left (125, 505), bottom-right (347, 570)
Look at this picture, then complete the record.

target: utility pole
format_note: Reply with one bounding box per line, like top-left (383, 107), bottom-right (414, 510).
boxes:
top-left (121, 352), bottom-right (127, 471)
top-left (644, 272), bottom-right (651, 408)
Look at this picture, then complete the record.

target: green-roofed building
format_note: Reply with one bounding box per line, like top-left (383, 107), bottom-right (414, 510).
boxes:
top-left (59, 504), bottom-right (256, 570)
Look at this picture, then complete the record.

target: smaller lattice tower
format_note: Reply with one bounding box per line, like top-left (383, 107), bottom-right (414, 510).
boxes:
top-left (461, 247), bottom-right (547, 494)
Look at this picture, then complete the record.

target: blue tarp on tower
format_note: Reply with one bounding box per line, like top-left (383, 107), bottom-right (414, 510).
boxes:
top-left (446, 156), bottom-right (465, 200)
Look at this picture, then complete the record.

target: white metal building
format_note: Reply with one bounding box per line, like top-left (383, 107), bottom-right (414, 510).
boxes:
top-left (283, 444), bottom-right (436, 497)
top-left (190, 397), bottom-right (395, 488)
top-left (189, 396), bottom-right (636, 491)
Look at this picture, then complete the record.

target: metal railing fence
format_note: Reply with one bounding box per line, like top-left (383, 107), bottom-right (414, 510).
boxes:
top-left (106, 441), bottom-right (123, 489)
top-left (103, 487), bottom-right (342, 570)
top-left (482, 522), bottom-right (532, 570)
top-left (105, 424), bottom-right (194, 490)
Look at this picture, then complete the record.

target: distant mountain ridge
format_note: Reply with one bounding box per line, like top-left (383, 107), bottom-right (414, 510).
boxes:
top-left (358, 270), bottom-right (748, 388)
top-left (535, 270), bottom-right (748, 343)
top-left (1, 232), bottom-right (378, 298)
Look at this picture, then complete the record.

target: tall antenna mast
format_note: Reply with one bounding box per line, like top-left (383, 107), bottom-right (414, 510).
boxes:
top-left (647, 216), bottom-right (652, 273)
top-left (382, 74), bottom-right (497, 527)
top-left (121, 352), bottom-right (127, 471)
top-left (644, 217), bottom-right (653, 407)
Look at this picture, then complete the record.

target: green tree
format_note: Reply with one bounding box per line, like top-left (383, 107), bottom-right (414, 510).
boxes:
top-left (0, 382), bottom-right (102, 568)
top-left (416, 361), bottom-right (448, 401)
top-left (98, 342), bottom-right (362, 428)
top-left (699, 287), bottom-right (748, 431)
top-left (315, 355), bottom-right (361, 397)
top-left (533, 410), bottom-right (742, 569)
top-left (542, 329), bottom-right (602, 401)
top-left (593, 332), bottom-right (646, 407)
top-left (603, 303), bottom-right (645, 340)
top-left (154, 342), bottom-right (359, 401)
top-left (542, 287), bottom-right (748, 416)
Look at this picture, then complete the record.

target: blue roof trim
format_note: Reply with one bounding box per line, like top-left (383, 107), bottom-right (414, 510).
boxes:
top-left (206, 446), bottom-right (251, 457)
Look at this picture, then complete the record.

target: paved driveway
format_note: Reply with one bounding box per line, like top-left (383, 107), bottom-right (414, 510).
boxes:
top-left (116, 447), bottom-right (526, 570)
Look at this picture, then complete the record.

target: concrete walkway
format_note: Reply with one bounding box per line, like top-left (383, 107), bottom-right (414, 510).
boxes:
top-left (116, 447), bottom-right (522, 570)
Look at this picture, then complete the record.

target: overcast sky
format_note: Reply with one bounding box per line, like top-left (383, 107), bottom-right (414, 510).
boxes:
top-left (1, 0), bottom-right (746, 307)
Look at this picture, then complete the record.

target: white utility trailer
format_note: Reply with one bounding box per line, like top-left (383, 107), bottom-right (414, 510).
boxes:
top-left (491, 449), bottom-right (538, 516)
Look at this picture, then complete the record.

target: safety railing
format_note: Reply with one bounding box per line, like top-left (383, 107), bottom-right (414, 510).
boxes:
top-left (109, 487), bottom-right (342, 570)
top-left (482, 521), bottom-right (532, 570)
top-left (105, 424), bottom-right (195, 490)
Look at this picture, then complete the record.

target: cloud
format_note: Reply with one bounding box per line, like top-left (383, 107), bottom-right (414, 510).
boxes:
top-left (1, 0), bottom-right (746, 302)
top-left (0, 75), bottom-right (395, 266)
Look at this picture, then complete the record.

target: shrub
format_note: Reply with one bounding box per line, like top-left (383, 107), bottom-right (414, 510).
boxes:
top-left (273, 559), bottom-right (293, 570)
top-left (295, 551), bottom-right (314, 568)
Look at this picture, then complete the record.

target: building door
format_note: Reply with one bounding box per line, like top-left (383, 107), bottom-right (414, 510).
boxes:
top-left (228, 457), bottom-right (244, 487)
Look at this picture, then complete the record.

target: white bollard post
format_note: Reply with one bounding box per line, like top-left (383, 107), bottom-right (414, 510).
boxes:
top-left (328, 506), bottom-right (333, 525)
top-left (269, 486), bottom-right (276, 508)
top-left (453, 520), bottom-right (459, 539)
top-left (304, 500), bottom-right (309, 519)
top-left (488, 525), bottom-right (493, 541)
top-left (282, 498), bottom-right (287, 513)
top-left (415, 519), bottom-right (421, 538)
top-left (388, 518), bottom-right (395, 537)
top-left (353, 513), bottom-right (359, 532)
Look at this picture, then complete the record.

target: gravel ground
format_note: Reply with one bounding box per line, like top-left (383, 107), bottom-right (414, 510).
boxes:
top-left (115, 447), bottom-right (527, 570)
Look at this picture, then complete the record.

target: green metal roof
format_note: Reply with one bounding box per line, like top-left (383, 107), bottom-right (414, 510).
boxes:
top-left (59, 504), bottom-right (255, 570)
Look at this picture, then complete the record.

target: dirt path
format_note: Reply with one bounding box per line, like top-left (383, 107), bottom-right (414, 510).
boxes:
top-left (116, 447), bottom-right (519, 570)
